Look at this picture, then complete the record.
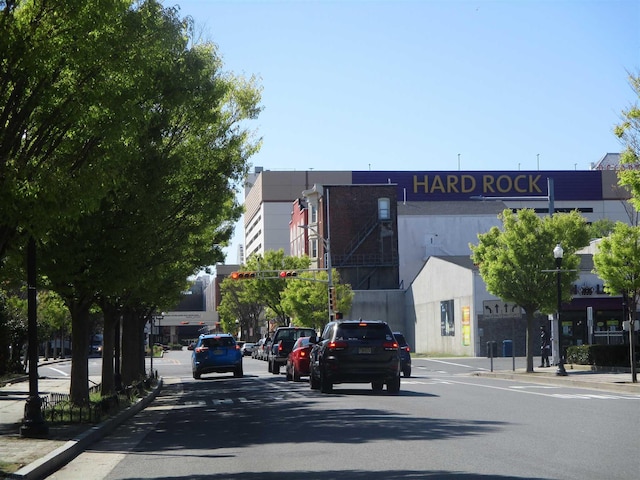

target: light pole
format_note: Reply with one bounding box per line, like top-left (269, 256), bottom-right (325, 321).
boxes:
top-left (299, 224), bottom-right (333, 320)
top-left (554, 243), bottom-right (568, 376)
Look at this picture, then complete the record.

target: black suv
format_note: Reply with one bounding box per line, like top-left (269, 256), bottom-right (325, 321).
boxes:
top-left (268, 326), bottom-right (317, 374)
top-left (309, 320), bottom-right (401, 394)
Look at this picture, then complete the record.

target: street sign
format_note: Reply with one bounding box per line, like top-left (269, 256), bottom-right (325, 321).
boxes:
top-left (482, 300), bottom-right (521, 317)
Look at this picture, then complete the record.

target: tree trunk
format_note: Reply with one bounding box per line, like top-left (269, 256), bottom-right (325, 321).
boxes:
top-left (121, 308), bottom-right (146, 386)
top-left (69, 299), bottom-right (92, 405)
top-left (628, 301), bottom-right (637, 383)
top-left (525, 309), bottom-right (535, 373)
top-left (100, 301), bottom-right (119, 395)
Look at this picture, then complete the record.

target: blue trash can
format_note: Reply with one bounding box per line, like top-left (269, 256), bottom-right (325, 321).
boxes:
top-left (502, 339), bottom-right (513, 357)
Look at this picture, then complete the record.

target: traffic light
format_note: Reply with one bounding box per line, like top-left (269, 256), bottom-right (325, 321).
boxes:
top-left (328, 286), bottom-right (336, 311)
top-left (279, 270), bottom-right (298, 278)
top-left (230, 271), bottom-right (257, 280)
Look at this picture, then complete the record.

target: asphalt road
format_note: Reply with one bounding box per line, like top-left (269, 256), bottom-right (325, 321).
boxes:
top-left (45, 351), bottom-right (640, 480)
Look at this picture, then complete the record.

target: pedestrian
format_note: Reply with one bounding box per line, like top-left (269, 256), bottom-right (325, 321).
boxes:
top-left (539, 326), bottom-right (551, 367)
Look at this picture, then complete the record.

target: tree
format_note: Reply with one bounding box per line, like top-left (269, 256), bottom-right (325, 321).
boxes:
top-left (32, 1), bottom-right (262, 405)
top-left (470, 209), bottom-right (590, 372)
top-left (240, 251), bottom-right (311, 327)
top-left (217, 277), bottom-right (264, 340)
top-left (280, 269), bottom-right (353, 330)
top-left (587, 219), bottom-right (616, 239)
top-left (615, 73), bottom-right (640, 185)
top-left (0, 0), bottom-right (161, 257)
top-left (592, 223), bottom-right (639, 382)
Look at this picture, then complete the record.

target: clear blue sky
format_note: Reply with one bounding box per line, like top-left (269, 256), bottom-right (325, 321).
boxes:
top-left (168, 0), bottom-right (640, 265)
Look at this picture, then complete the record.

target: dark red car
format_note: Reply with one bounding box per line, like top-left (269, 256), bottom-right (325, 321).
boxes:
top-left (285, 336), bottom-right (312, 381)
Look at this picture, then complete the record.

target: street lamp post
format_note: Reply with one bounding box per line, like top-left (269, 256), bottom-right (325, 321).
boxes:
top-left (554, 243), bottom-right (568, 376)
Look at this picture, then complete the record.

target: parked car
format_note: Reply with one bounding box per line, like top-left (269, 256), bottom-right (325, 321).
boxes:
top-left (240, 342), bottom-right (255, 356)
top-left (285, 336), bottom-right (312, 381)
top-left (268, 327), bottom-right (317, 374)
top-left (309, 320), bottom-right (401, 394)
top-left (191, 333), bottom-right (243, 379)
top-left (393, 332), bottom-right (412, 378)
top-left (252, 338), bottom-right (265, 359)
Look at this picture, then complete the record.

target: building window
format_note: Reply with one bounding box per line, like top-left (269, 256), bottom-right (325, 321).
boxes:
top-left (378, 198), bottom-right (390, 220)
top-left (310, 238), bottom-right (318, 258)
top-left (310, 204), bottom-right (317, 223)
top-left (440, 300), bottom-right (455, 336)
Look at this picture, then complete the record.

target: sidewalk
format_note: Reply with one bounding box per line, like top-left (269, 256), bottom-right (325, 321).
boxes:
top-left (474, 363), bottom-right (640, 395)
top-left (0, 358), bottom-right (161, 480)
top-left (1, 360), bottom-right (638, 480)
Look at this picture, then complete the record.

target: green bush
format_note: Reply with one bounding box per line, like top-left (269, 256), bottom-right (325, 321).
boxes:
top-left (566, 345), bottom-right (592, 365)
top-left (566, 344), bottom-right (636, 367)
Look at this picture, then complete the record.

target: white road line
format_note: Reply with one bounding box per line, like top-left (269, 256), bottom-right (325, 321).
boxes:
top-left (418, 359), bottom-right (486, 370)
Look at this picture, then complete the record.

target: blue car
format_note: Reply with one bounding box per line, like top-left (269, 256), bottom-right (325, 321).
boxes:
top-left (192, 333), bottom-right (243, 379)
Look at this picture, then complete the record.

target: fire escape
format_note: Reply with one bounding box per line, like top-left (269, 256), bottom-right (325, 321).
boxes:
top-left (332, 214), bottom-right (399, 289)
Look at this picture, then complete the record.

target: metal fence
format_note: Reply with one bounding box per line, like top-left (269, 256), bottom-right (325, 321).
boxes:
top-left (40, 380), bottom-right (146, 424)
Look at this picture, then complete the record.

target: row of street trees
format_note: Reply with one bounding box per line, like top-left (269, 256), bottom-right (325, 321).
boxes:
top-left (217, 250), bottom-right (353, 337)
top-left (0, 0), bottom-right (262, 404)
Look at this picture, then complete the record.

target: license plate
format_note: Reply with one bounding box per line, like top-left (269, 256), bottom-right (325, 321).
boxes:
top-left (358, 347), bottom-right (372, 354)
top-left (213, 349), bottom-right (224, 355)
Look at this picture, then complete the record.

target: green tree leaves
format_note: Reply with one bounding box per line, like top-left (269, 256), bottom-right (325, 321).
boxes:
top-left (470, 208), bottom-right (589, 372)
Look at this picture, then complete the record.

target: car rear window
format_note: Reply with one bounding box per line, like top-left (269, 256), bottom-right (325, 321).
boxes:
top-left (277, 329), bottom-right (315, 341)
top-left (394, 333), bottom-right (407, 345)
top-left (337, 324), bottom-right (391, 341)
top-left (201, 337), bottom-right (235, 348)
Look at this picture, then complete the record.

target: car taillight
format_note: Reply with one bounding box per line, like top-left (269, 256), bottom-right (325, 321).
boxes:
top-left (278, 341), bottom-right (284, 352)
top-left (404, 346), bottom-right (411, 352)
top-left (235, 345), bottom-right (241, 351)
top-left (300, 351), bottom-right (306, 357)
top-left (195, 346), bottom-right (208, 353)
top-left (328, 341), bottom-right (348, 351)
top-left (383, 341), bottom-right (399, 350)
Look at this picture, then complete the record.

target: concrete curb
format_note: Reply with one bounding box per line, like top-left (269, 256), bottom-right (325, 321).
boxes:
top-left (8, 379), bottom-right (163, 480)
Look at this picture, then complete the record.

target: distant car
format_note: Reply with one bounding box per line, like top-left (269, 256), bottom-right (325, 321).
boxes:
top-left (191, 333), bottom-right (243, 379)
top-left (309, 320), bottom-right (401, 394)
top-left (240, 342), bottom-right (255, 356)
top-left (268, 327), bottom-right (317, 374)
top-left (285, 337), bottom-right (312, 381)
top-left (393, 332), bottom-right (412, 378)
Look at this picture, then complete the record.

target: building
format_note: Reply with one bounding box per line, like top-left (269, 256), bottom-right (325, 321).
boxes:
top-left (237, 154), bottom-right (637, 355)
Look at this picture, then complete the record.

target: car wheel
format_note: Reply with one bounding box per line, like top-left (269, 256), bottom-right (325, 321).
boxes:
top-left (309, 370), bottom-right (320, 390)
top-left (292, 364), bottom-right (301, 382)
top-left (371, 381), bottom-right (384, 391)
top-left (271, 360), bottom-right (280, 374)
top-left (234, 364), bottom-right (243, 378)
top-left (285, 365), bottom-right (292, 381)
top-left (193, 371), bottom-right (201, 380)
top-left (320, 370), bottom-right (333, 393)
top-left (387, 374), bottom-right (401, 394)
top-left (267, 359), bottom-right (273, 373)
top-left (403, 366), bottom-right (411, 378)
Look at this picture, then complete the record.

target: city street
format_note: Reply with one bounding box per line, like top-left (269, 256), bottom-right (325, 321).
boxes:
top-left (45, 350), bottom-right (639, 480)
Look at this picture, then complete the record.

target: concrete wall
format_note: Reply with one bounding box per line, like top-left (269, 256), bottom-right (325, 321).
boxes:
top-left (347, 289), bottom-right (406, 334)
top-left (408, 257), bottom-right (476, 356)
